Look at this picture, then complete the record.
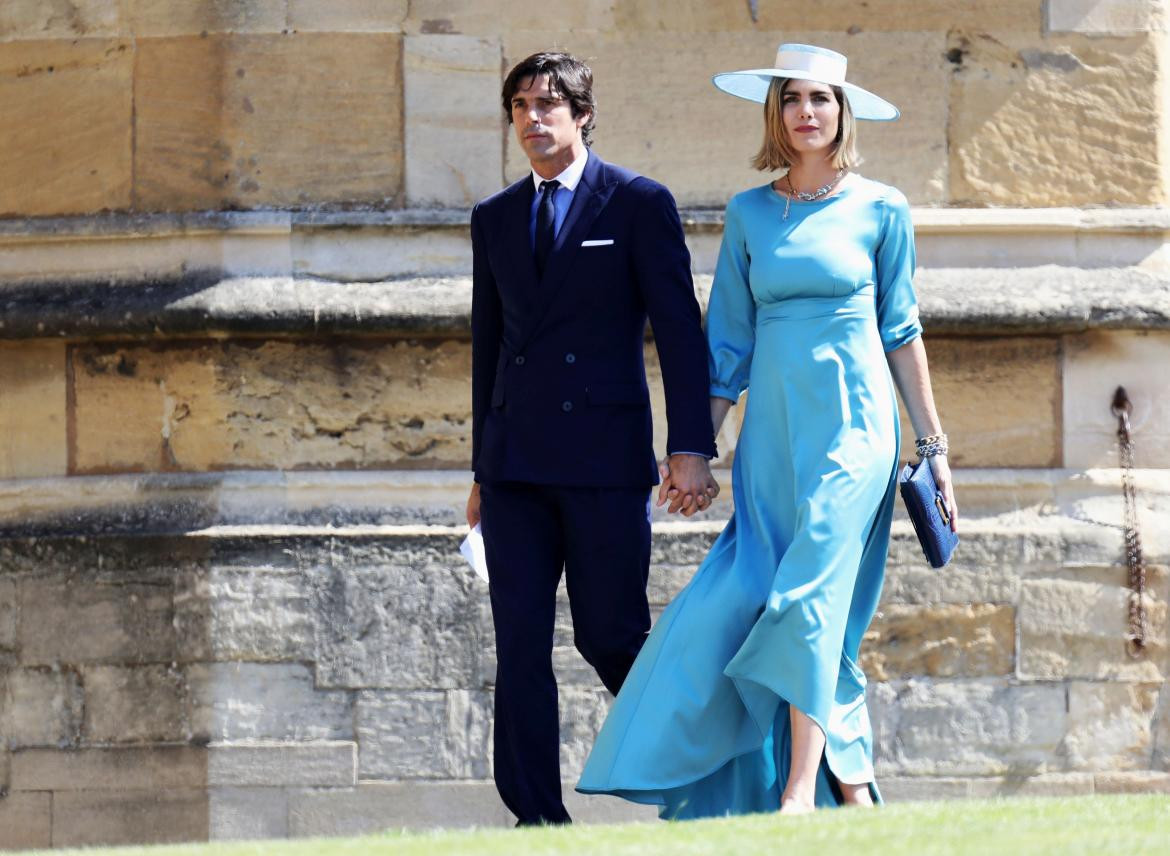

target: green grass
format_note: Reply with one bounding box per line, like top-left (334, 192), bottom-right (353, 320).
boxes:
top-left (28, 795), bottom-right (1170, 856)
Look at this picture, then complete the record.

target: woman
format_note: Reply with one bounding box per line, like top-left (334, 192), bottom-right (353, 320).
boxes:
top-left (576, 44), bottom-right (956, 817)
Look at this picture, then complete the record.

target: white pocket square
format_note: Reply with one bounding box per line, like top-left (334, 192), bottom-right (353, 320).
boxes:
top-left (581, 239), bottom-right (615, 247)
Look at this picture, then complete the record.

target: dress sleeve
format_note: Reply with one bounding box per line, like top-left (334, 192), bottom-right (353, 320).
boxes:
top-left (875, 189), bottom-right (923, 352)
top-left (707, 196), bottom-right (756, 401)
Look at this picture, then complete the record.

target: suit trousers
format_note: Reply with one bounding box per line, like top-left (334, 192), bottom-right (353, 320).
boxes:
top-left (479, 481), bottom-right (653, 825)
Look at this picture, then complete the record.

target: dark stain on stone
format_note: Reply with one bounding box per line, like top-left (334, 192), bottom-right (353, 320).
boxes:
top-left (114, 354), bottom-right (137, 377)
top-left (236, 67), bottom-right (246, 78)
top-left (240, 179), bottom-right (260, 193)
top-left (1019, 49), bottom-right (1083, 73)
top-left (420, 18), bottom-right (457, 34)
top-left (847, 25), bottom-right (862, 35)
top-left (242, 96), bottom-right (255, 114)
top-left (400, 418), bottom-right (424, 430)
top-left (946, 47), bottom-right (965, 65)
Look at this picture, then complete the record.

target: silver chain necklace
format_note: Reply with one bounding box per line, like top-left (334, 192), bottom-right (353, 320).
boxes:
top-left (780, 169), bottom-right (847, 220)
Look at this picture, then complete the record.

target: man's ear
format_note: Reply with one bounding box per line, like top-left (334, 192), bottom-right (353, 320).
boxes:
top-left (576, 110), bottom-right (592, 130)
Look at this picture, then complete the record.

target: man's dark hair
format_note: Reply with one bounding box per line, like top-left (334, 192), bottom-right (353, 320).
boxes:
top-left (501, 52), bottom-right (596, 146)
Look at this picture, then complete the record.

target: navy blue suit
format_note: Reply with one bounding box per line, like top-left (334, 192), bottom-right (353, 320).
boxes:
top-left (470, 151), bottom-right (715, 825)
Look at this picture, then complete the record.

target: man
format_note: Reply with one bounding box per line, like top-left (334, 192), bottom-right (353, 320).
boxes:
top-left (466, 51), bottom-right (718, 826)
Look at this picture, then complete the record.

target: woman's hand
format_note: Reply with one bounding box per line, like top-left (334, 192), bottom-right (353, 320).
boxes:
top-left (927, 454), bottom-right (958, 533)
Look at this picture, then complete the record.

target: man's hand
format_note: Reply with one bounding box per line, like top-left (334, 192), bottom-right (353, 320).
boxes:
top-left (466, 482), bottom-right (482, 528)
top-left (656, 454), bottom-right (719, 517)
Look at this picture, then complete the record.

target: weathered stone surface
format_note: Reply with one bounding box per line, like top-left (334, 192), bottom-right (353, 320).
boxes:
top-left (0, 342), bottom-right (67, 479)
top-left (52, 788), bottom-right (209, 847)
top-left (288, 1), bottom-right (410, 32)
top-left (870, 679), bottom-right (1068, 777)
top-left (1154, 683), bottom-right (1170, 770)
top-left (0, 792), bottom-right (51, 850)
top-left (207, 741), bottom-right (355, 788)
top-left (0, 578), bottom-right (16, 650)
top-left (355, 690), bottom-right (491, 779)
top-left (19, 578), bottom-right (176, 665)
top-left (1064, 330), bottom-right (1170, 469)
top-left (861, 605), bottom-right (1015, 681)
top-left (313, 537), bottom-right (486, 689)
top-left (949, 32), bottom-right (1162, 206)
top-left (0, 38), bottom-right (132, 217)
top-left (174, 566), bottom-right (314, 662)
top-left (0, 668), bottom-right (83, 748)
top-left (878, 777), bottom-right (974, 802)
top-left (505, 31), bottom-right (949, 206)
top-left (966, 772), bottom-right (1095, 797)
top-left (82, 665), bottom-right (188, 744)
top-left (881, 563), bottom-right (1020, 607)
top-left (1094, 771), bottom-right (1170, 793)
top-left (126, 1), bottom-right (285, 36)
top-left (898, 337), bottom-right (1060, 468)
top-left (0, 1), bottom-right (123, 40)
top-left (289, 781), bottom-right (509, 835)
top-left (71, 340), bottom-right (474, 473)
top-left (186, 663), bottom-right (353, 743)
top-left (209, 787), bottom-right (289, 841)
top-left (559, 687), bottom-right (613, 780)
top-left (1019, 574), bottom-right (1167, 681)
top-left (1065, 682), bottom-right (1161, 771)
top-left (404, 35), bottom-right (503, 207)
top-left (9, 746), bottom-right (206, 791)
top-left (134, 34), bottom-right (403, 210)
top-left (1048, 0), bottom-right (1162, 34)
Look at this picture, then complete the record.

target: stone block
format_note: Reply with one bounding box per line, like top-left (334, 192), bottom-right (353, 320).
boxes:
top-left (355, 690), bottom-right (490, 779)
top-left (207, 741), bottom-right (356, 788)
top-left (0, 792), bottom-right (51, 850)
top-left (0, 38), bottom-right (131, 217)
top-left (504, 30), bottom-right (949, 206)
top-left (1094, 771), bottom-right (1170, 793)
top-left (82, 665), bottom-right (188, 744)
top-left (559, 686), bottom-right (613, 780)
top-left (898, 337), bottom-right (1061, 468)
top-left (1063, 331), bottom-right (1170, 469)
top-left (134, 33), bottom-right (403, 210)
top-left (173, 566), bottom-right (314, 662)
top-left (0, 2), bottom-right (124, 40)
top-left (861, 604), bottom-right (1015, 681)
top-left (404, 35), bottom-right (503, 207)
top-left (0, 668), bottom-right (84, 748)
top-left (881, 563), bottom-right (1020, 607)
top-left (312, 538), bottom-right (485, 690)
top-left (878, 777), bottom-right (973, 802)
top-left (1048, 0), bottom-right (1161, 34)
top-left (289, 781), bottom-right (509, 835)
top-left (949, 31), bottom-right (1162, 206)
top-left (0, 579), bottom-right (15, 650)
top-left (71, 340), bottom-right (474, 473)
top-left (10, 746), bottom-right (206, 791)
top-left (871, 679), bottom-right (1068, 777)
top-left (209, 787), bottom-right (289, 841)
top-left (186, 663), bottom-right (354, 743)
top-left (1064, 682), bottom-right (1161, 771)
top-left (19, 577), bottom-right (176, 665)
top-left (1019, 575), bottom-right (1167, 681)
top-left (288, 1), bottom-right (410, 32)
top-left (51, 788), bottom-right (209, 847)
top-left (126, 0), bottom-right (286, 37)
top-left (0, 343), bottom-right (66, 479)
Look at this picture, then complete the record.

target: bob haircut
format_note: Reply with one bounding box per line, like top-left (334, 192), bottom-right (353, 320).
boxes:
top-left (502, 52), bottom-right (596, 146)
top-left (752, 77), bottom-right (860, 172)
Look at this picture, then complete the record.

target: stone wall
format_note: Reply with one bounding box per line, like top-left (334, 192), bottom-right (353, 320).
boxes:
top-left (2, 0), bottom-right (1170, 848)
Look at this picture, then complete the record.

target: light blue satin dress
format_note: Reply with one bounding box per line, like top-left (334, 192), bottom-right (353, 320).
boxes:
top-left (576, 176), bottom-right (922, 818)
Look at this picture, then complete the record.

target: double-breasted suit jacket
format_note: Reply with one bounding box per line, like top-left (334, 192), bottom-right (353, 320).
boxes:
top-left (470, 151), bottom-right (717, 485)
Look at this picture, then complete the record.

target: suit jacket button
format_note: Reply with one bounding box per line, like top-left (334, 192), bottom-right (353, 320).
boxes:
top-left (564, 353), bottom-right (576, 364)
top-left (562, 401), bottom-right (573, 412)
top-left (514, 355), bottom-right (526, 365)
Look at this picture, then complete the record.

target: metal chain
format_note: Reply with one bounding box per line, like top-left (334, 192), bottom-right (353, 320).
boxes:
top-left (1112, 387), bottom-right (1147, 659)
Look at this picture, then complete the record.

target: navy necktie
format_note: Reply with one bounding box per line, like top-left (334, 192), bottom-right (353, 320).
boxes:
top-left (534, 179), bottom-right (560, 278)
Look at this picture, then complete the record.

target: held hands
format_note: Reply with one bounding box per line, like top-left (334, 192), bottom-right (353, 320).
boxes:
top-left (927, 454), bottom-right (959, 533)
top-left (656, 454), bottom-right (720, 516)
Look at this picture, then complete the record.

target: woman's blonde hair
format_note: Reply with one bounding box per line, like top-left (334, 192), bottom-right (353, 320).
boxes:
top-left (752, 77), bottom-right (860, 172)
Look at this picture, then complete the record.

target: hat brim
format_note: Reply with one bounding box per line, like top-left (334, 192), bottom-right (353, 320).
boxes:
top-left (712, 69), bottom-right (900, 121)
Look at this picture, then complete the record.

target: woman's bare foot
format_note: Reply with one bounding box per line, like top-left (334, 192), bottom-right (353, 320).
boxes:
top-left (779, 794), bottom-right (816, 815)
top-left (839, 781), bottom-right (875, 806)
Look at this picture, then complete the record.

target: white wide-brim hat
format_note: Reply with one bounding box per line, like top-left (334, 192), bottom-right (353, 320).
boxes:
top-left (713, 43), bottom-right (899, 121)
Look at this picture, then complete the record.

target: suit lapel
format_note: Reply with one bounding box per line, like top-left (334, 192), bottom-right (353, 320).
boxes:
top-left (500, 177), bottom-right (539, 303)
top-left (517, 153), bottom-right (616, 349)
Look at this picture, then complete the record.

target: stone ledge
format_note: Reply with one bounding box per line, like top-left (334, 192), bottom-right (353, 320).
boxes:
top-left (1, 266), bottom-right (1168, 340)
top-left (207, 742), bottom-right (357, 788)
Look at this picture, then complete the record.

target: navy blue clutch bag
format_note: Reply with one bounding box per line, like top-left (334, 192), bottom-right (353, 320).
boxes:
top-left (898, 459), bottom-right (958, 568)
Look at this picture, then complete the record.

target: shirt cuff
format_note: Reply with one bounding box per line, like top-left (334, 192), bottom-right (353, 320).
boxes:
top-left (668, 451), bottom-right (712, 459)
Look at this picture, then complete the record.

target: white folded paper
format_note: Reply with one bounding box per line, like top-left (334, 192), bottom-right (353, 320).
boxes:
top-left (459, 523), bottom-right (489, 583)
